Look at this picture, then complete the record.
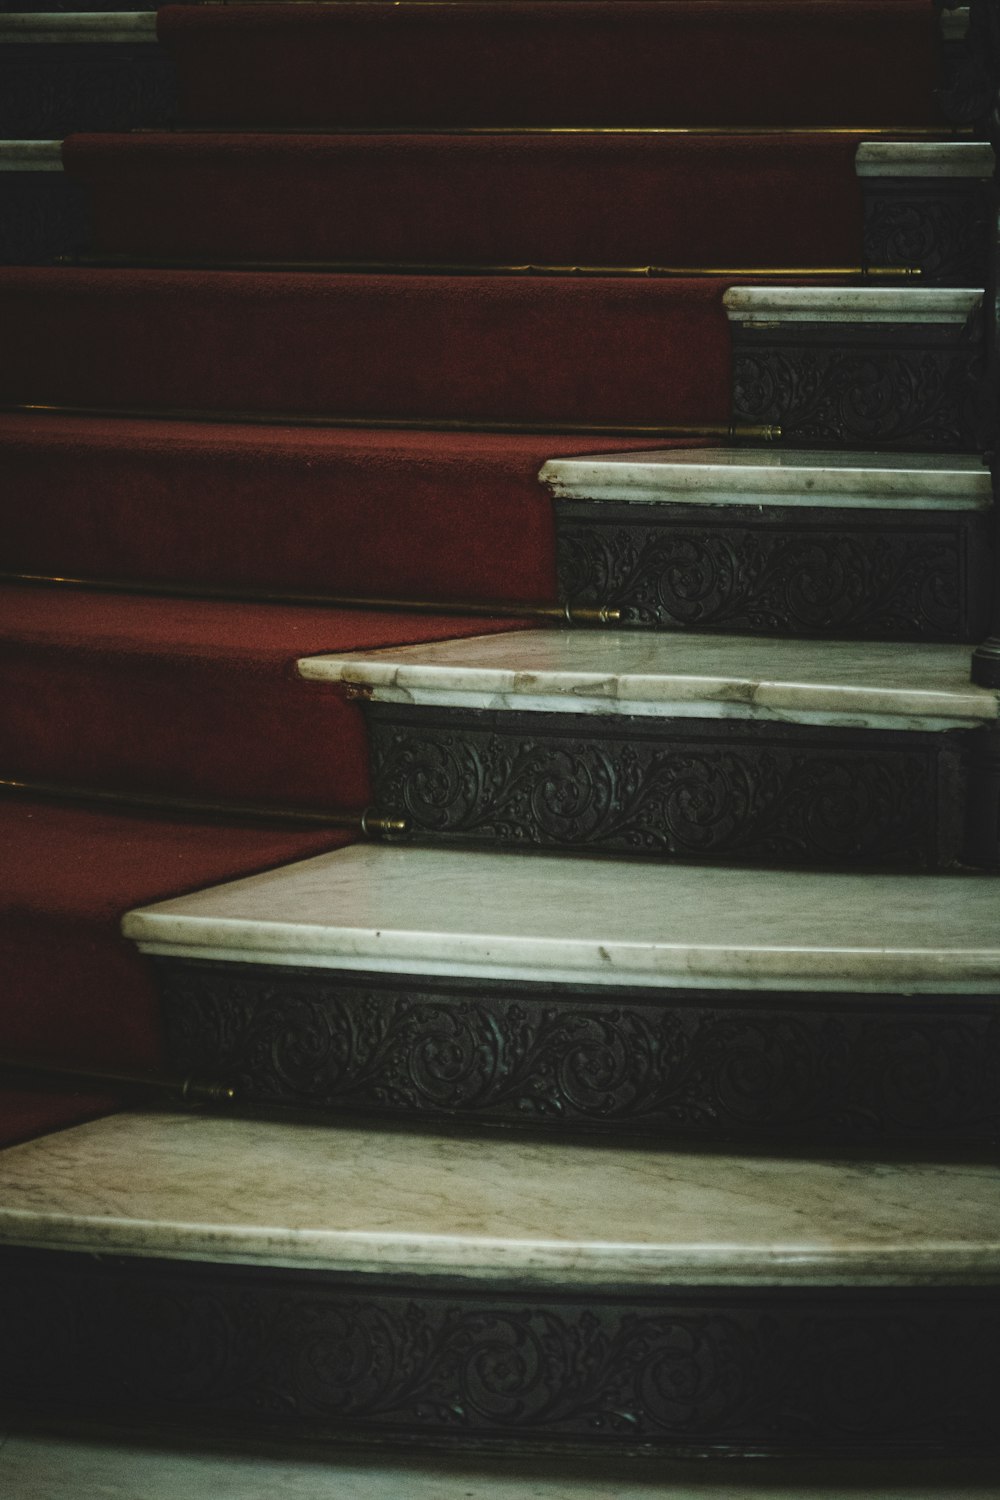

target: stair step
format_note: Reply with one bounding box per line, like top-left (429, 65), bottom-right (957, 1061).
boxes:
top-left (0, 14), bottom-right (174, 138)
top-left (125, 840), bottom-right (1000, 1144)
top-left (0, 795), bottom-right (351, 1147)
top-left (724, 286), bottom-right (984, 449)
top-left (299, 632), bottom-right (999, 869)
top-left (857, 141), bottom-right (995, 285)
top-left (3, 1434), bottom-right (997, 1500)
top-left (0, 1110), bottom-right (996, 1454)
top-left (60, 129), bottom-right (870, 268)
top-left (0, 268), bottom-right (734, 428)
top-left (1, 413), bottom-right (670, 604)
top-left (0, 584), bottom-right (513, 806)
top-left (156, 1), bottom-right (943, 130)
top-left (543, 448), bottom-right (992, 639)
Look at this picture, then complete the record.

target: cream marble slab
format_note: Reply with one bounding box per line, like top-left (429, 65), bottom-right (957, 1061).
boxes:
top-left (124, 844), bottom-right (1000, 994)
top-left (298, 632), bottom-right (999, 731)
top-left (0, 141), bottom-right (62, 172)
top-left (855, 141), bottom-right (995, 178)
top-left (0, 12), bottom-right (157, 42)
top-left (941, 5), bottom-right (970, 41)
top-left (2, 1433), bottom-right (996, 1500)
top-left (723, 287), bottom-right (982, 324)
top-left (539, 448), bottom-right (991, 510)
top-left (0, 1111), bottom-right (997, 1284)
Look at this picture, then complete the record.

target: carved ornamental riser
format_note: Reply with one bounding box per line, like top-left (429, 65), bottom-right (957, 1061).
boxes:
top-left (365, 707), bottom-right (968, 870)
top-left (0, 176), bottom-right (89, 266)
top-left (152, 958), bottom-right (1000, 1146)
top-left (0, 48), bottom-right (176, 138)
top-left (555, 506), bottom-right (991, 640)
top-left (731, 323), bottom-right (983, 450)
top-left (0, 1250), bottom-right (996, 1457)
top-left (862, 180), bottom-right (992, 286)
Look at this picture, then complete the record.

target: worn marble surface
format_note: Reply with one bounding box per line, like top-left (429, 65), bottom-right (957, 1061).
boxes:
top-left (855, 141), bottom-right (995, 178)
top-left (125, 844), bottom-right (1000, 994)
top-left (0, 140), bottom-right (62, 171)
top-left (0, 12), bottom-right (157, 42)
top-left (941, 4), bottom-right (969, 40)
top-left (723, 286), bottom-right (982, 323)
top-left (539, 447), bottom-right (991, 508)
top-left (1, 1432), bottom-right (996, 1500)
top-left (0, 1111), bottom-right (997, 1283)
top-left (299, 631), bottom-right (999, 730)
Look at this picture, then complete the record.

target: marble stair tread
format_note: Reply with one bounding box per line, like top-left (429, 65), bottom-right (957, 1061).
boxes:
top-left (0, 1110), bottom-right (997, 1283)
top-left (0, 12), bottom-right (155, 42)
top-left (0, 139), bottom-right (62, 170)
top-left (855, 141), bottom-right (995, 178)
top-left (123, 843), bottom-right (1000, 992)
top-left (2, 1434), bottom-right (996, 1500)
top-left (298, 631), bottom-right (999, 728)
top-left (723, 286), bottom-right (982, 324)
top-left (539, 447), bottom-right (992, 509)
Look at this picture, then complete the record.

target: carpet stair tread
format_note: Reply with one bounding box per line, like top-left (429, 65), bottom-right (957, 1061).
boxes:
top-left (0, 584), bottom-right (516, 805)
top-left (1, 414), bottom-right (683, 602)
top-left (0, 268), bottom-right (734, 426)
top-left (0, 795), bottom-right (352, 1146)
top-left (156, 1), bottom-right (943, 129)
top-left (61, 129), bottom-right (870, 267)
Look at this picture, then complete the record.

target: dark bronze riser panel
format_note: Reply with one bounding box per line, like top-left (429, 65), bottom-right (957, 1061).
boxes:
top-left (863, 178), bottom-right (992, 286)
top-left (0, 46), bottom-right (176, 138)
top-left (0, 173), bottom-right (90, 266)
top-left (731, 320), bottom-right (983, 450)
top-left (1, 1249), bottom-right (996, 1458)
top-left (154, 957), bottom-right (1000, 1147)
top-left (555, 502), bottom-right (992, 640)
top-left (366, 706), bottom-right (969, 869)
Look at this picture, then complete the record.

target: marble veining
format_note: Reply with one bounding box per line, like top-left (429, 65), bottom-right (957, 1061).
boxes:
top-left (540, 447), bottom-right (991, 509)
top-left (855, 141), bottom-right (995, 178)
top-left (0, 141), bottom-right (63, 172)
top-left (0, 1112), bottom-right (997, 1284)
top-left (723, 286), bottom-right (982, 323)
top-left (299, 632), bottom-right (999, 730)
top-left (1, 1433), bottom-right (996, 1500)
top-left (123, 845), bottom-right (1000, 993)
top-left (0, 13), bottom-right (157, 43)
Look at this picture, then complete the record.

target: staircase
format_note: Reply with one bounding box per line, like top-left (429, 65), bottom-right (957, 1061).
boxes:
top-left (2, 0), bottom-right (1000, 1491)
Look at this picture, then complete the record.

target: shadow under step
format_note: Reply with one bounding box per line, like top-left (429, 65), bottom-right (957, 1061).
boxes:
top-left (0, 1109), bottom-right (997, 1454)
top-left (125, 840), bottom-right (1000, 1147)
top-left (298, 630), bottom-right (1000, 870)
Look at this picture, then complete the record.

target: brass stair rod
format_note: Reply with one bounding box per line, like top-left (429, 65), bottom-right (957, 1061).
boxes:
top-left (0, 1057), bottom-right (236, 1106)
top-left (63, 254), bottom-right (923, 279)
top-left (4, 403), bottom-right (781, 441)
top-left (1, 569), bottom-right (620, 626)
top-left (141, 124), bottom-right (975, 137)
top-left (0, 776), bottom-right (406, 837)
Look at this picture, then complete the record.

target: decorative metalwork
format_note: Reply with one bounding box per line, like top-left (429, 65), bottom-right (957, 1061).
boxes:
top-left (366, 707), bottom-right (965, 868)
top-left (1, 1249), bottom-right (997, 1455)
top-left (0, 48), bottom-right (176, 138)
top-left (556, 507), bottom-right (989, 640)
top-left (863, 182), bottom-right (991, 285)
top-left (156, 957), bottom-right (1000, 1145)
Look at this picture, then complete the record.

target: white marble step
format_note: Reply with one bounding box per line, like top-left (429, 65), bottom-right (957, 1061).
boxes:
top-left (723, 286), bottom-right (981, 325)
top-left (124, 843), bottom-right (1000, 994)
top-left (0, 140), bottom-right (62, 171)
top-left (1, 1431), bottom-right (995, 1500)
top-left (299, 632), bottom-right (999, 731)
top-left (0, 12), bottom-right (156, 43)
top-left (1, 1110), bottom-right (997, 1284)
top-left (540, 448), bottom-right (992, 510)
top-left (855, 141), bottom-right (995, 179)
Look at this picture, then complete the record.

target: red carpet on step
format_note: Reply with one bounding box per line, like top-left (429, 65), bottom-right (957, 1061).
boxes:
top-left (0, 798), bottom-right (356, 1146)
top-left (0, 270), bottom-right (733, 427)
top-left (156, 1), bottom-right (941, 128)
top-left (63, 132), bottom-right (866, 268)
top-left (2, 416), bottom-right (694, 601)
top-left (0, 588), bottom-right (522, 807)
